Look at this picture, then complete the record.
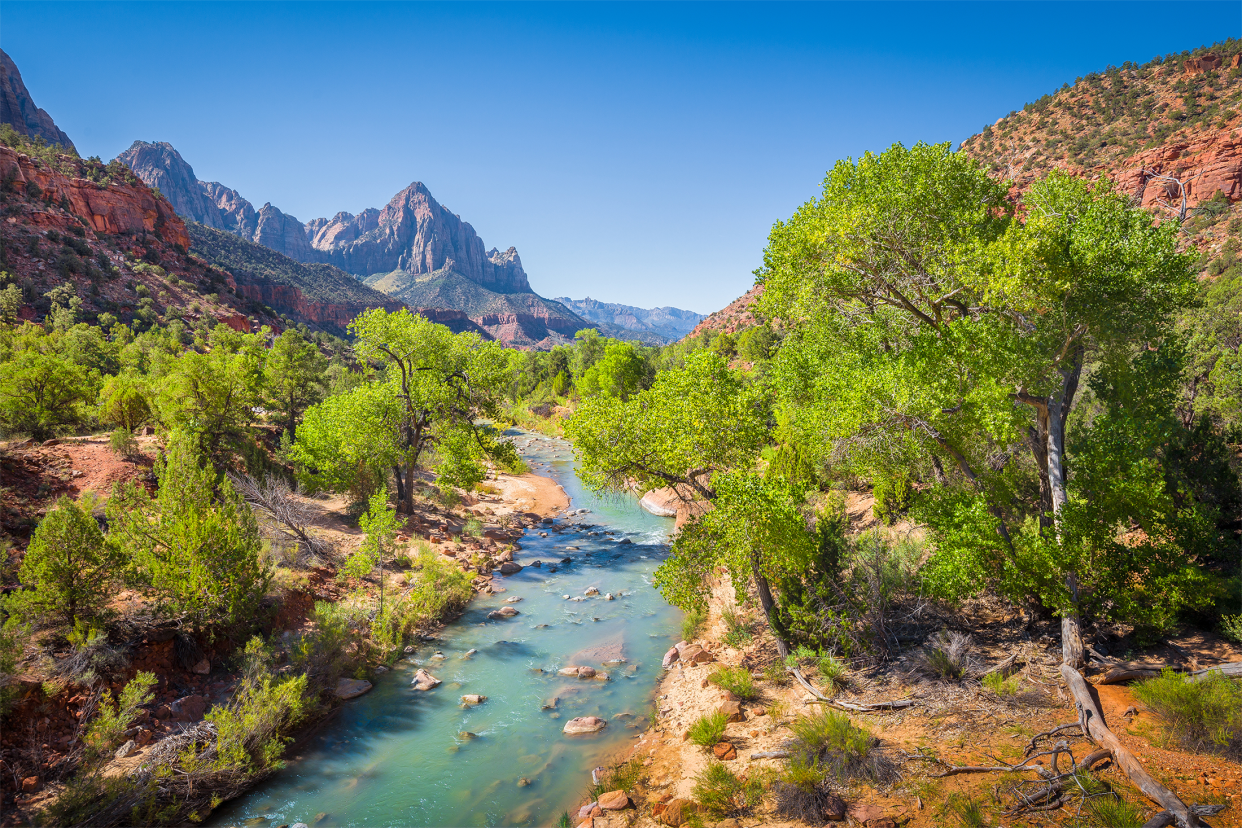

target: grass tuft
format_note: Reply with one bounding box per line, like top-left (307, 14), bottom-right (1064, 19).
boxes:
top-left (917, 629), bottom-right (978, 681)
top-left (946, 793), bottom-right (986, 828)
top-left (682, 605), bottom-right (707, 642)
top-left (721, 608), bottom-right (753, 647)
top-left (1132, 670), bottom-right (1242, 759)
top-left (708, 666), bottom-right (759, 701)
top-left (692, 761), bottom-right (764, 818)
top-left (1085, 795), bottom-right (1146, 828)
top-left (687, 711), bottom-right (730, 747)
top-left (788, 709), bottom-right (896, 784)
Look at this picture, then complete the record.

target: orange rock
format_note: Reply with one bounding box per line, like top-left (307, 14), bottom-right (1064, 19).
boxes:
top-left (712, 741), bottom-right (738, 760)
top-left (718, 700), bottom-right (744, 723)
top-left (658, 798), bottom-right (697, 826)
top-left (597, 790), bottom-right (629, 810)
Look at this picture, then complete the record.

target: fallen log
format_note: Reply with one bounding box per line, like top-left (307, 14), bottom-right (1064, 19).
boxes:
top-left (788, 668), bottom-right (914, 712)
top-left (1096, 660), bottom-right (1242, 685)
top-left (1060, 664), bottom-right (1203, 828)
top-left (1191, 661), bottom-right (1242, 681)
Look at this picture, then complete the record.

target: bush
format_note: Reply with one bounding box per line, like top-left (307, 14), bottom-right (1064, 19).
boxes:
top-left (721, 607), bottom-right (753, 647)
top-left (871, 473), bottom-right (913, 525)
top-left (687, 710), bottom-right (730, 747)
top-left (788, 709), bottom-right (895, 784)
top-left (817, 655), bottom-right (847, 692)
top-left (982, 670), bottom-right (1022, 696)
top-left (916, 629), bottom-right (978, 681)
top-left (682, 605), bottom-right (706, 642)
top-left (109, 427), bottom-right (139, 459)
top-left (709, 666), bottom-right (759, 701)
top-left (81, 671), bottom-right (157, 764)
top-left (6, 495), bottom-right (115, 630)
top-left (692, 761), bottom-right (764, 818)
top-left (774, 755), bottom-right (834, 822)
top-left (1133, 670), bottom-right (1242, 759)
top-left (1086, 795), bottom-right (1146, 828)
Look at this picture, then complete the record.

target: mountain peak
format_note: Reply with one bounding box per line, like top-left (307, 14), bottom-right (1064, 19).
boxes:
top-left (0, 49), bottom-right (76, 151)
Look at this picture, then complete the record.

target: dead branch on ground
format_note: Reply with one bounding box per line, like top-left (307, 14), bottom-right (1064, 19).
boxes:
top-left (228, 471), bottom-right (332, 565)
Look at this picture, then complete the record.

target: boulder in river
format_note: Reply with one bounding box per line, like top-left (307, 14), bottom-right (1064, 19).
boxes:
top-left (412, 669), bottom-right (442, 691)
top-left (461, 694), bottom-right (487, 705)
top-left (488, 606), bottom-right (520, 619)
top-left (584, 587), bottom-right (599, 596)
top-left (334, 678), bottom-right (373, 700)
top-left (577, 666), bottom-right (596, 678)
top-left (563, 716), bottom-right (607, 734)
top-left (505, 596), bottom-right (522, 603)
top-left (498, 562), bottom-right (523, 575)
top-left (662, 647), bottom-right (679, 669)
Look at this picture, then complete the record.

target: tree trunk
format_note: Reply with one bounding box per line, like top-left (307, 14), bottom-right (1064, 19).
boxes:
top-left (752, 559), bottom-right (790, 658)
top-left (1047, 350), bottom-right (1086, 669)
top-left (392, 466), bottom-right (406, 513)
top-left (402, 460), bottom-right (415, 515)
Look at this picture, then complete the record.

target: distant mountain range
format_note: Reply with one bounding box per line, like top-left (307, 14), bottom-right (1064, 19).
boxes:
top-left (115, 140), bottom-right (699, 347)
top-left (554, 297), bottom-right (703, 344)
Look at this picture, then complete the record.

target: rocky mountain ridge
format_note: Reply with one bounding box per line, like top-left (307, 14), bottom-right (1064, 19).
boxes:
top-left (0, 49), bottom-right (74, 152)
top-left (554, 296), bottom-right (704, 344)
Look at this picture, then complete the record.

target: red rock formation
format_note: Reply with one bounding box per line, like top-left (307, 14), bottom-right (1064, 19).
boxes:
top-left (0, 49), bottom-right (75, 151)
top-left (1114, 127), bottom-right (1242, 208)
top-left (0, 146), bottom-right (188, 247)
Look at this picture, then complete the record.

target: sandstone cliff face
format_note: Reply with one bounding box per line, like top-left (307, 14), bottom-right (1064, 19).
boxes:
top-left (254, 203), bottom-right (315, 261)
top-left (0, 50), bottom-right (75, 151)
top-left (0, 146), bottom-right (188, 247)
top-left (115, 141), bottom-right (225, 228)
top-left (1117, 127), bottom-right (1242, 209)
top-left (307, 182), bottom-right (532, 293)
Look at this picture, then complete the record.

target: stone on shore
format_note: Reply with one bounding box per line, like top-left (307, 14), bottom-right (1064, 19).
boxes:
top-left (334, 678), bottom-right (373, 700)
top-left (719, 700), bottom-right (745, 722)
top-left (598, 790), bottom-right (630, 810)
top-left (114, 739), bottom-right (137, 759)
top-left (412, 669), bottom-right (442, 690)
top-left (662, 646), bottom-right (679, 668)
top-left (563, 716), bottom-right (607, 734)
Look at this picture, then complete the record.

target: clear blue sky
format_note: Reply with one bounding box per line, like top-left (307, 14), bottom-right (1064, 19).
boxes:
top-left (3, 2), bottom-right (1239, 313)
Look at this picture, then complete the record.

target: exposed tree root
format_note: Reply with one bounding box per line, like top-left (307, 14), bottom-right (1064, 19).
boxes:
top-left (788, 667), bottom-right (915, 711)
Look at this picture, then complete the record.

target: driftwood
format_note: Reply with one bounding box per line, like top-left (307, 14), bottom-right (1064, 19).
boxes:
top-left (1098, 660), bottom-right (1242, 685)
top-left (788, 668), bottom-right (914, 712)
top-left (749, 750), bottom-right (791, 760)
top-left (1060, 664), bottom-right (1204, 828)
top-left (1141, 806), bottom-right (1228, 828)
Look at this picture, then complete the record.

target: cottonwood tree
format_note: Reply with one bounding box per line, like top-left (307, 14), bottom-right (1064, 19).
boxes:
top-left (292, 309), bottom-right (516, 513)
top-left (761, 142), bottom-right (1200, 666)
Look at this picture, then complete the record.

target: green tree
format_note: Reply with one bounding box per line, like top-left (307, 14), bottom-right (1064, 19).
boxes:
top-left (760, 143), bottom-right (1199, 665)
top-left (0, 348), bottom-right (97, 439)
top-left (108, 431), bottom-right (270, 633)
top-left (5, 496), bottom-right (114, 630)
top-left (97, 371), bottom-right (151, 432)
top-left (296, 309), bottom-right (515, 513)
top-left (264, 328), bottom-right (328, 438)
top-left (578, 339), bottom-right (646, 399)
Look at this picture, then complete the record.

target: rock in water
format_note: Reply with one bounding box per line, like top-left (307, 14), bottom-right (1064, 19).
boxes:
top-left (562, 716), bottom-right (607, 734)
top-left (460, 694), bottom-right (487, 705)
top-left (334, 678), bottom-right (373, 700)
top-left (488, 606), bottom-right (520, 619)
top-left (412, 669), bottom-right (442, 691)
top-left (662, 647), bottom-right (680, 669)
top-left (498, 562), bottom-right (523, 575)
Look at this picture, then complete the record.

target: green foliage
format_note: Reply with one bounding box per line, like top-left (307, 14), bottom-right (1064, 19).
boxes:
top-left (5, 495), bottom-right (114, 630)
top-left (578, 339), bottom-right (646, 399)
top-left (1132, 670), bottom-right (1242, 758)
top-left (708, 666), bottom-right (759, 701)
top-left (765, 440), bottom-right (818, 494)
top-left (1222, 614), bottom-right (1242, 645)
top-left (1085, 795), bottom-right (1146, 828)
top-left (816, 655), bottom-right (847, 692)
top-left (871, 473), bottom-right (912, 525)
top-left (681, 605), bottom-right (707, 641)
top-left (945, 794), bottom-right (987, 828)
top-left (721, 608), bottom-right (753, 647)
top-left (108, 431), bottom-right (270, 633)
top-left (0, 346), bottom-right (97, 438)
top-left (982, 671), bottom-right (1022, 696)
top-left (687, 710), bottom-right (730, 747)
top-left (97, 371), bottom-right (151, 432)
top-left (692, 761), bottom-right (764, 818)
top-left (787, 709), bottom-right (893, 784)
top-left (82, 671), bottom-right (157, 765)
top-left (0, 618), bottom-right (28, 716)
top-left (204, 638), bottom-right (307, 776)
top-left (109, 427), bottom-right (139, 459)
top-left (263, 328), bottom-right (327, 437)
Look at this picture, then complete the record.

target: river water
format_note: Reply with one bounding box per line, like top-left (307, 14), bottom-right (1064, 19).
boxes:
top-left (212, 430), bottom-right (680, 828)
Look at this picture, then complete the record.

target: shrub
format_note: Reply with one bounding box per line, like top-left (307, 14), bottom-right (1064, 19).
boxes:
top-left (6, 495), bottom-right (115, 630)
top-left (81, 671), bottom-right (157, 764)
top-left (916, 629), bottom-right (978, 681)
top-left (687, 710), bottom-right (730, 747)
top-left (109, 427), bottom-right (139, 459)
top-left (692, 761), bottom-right (764, 818)
top-left (1221, 614), bottom-right (1242, 645)
top-left (463, 516), bottom-right (483, 537)
top-left (871, 473), bottom-right (913, 525)
top-left (1086, 795), bottom-right (1146, 828)
top-left (0, 618), bottom-right (27, 716)
top-left (788, 709), bottom-right (895, 784)
top-left (945, 794), bottom-right (986, 828)
top-left (817, 655), bottom-right (847, 692)
top-left (722, 607), bottom-right (753, 647)
top-left (709, 666), bottom-right (759, 701)
top-left (774, 755), bottom-right (833, 821)
top-left (682, 605), bottom-right (706, 641)
top-left (1132, 670), bottom-right (1242, 758)
top-left (982, 671), bottom-right (1022, 696)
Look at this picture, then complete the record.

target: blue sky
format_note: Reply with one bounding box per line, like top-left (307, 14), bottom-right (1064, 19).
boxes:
top-left (3, 2), bottom-right (1239, 312)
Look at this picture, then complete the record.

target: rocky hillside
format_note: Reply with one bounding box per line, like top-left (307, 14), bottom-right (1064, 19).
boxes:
top-left (685, 284), bottom-right (764, 340)
top-left (554, 296), bottom-right (704, 344)
top-left (0, 49), bottom-right (74, 152)
top-left (117, 141), bottom-right (594, 348)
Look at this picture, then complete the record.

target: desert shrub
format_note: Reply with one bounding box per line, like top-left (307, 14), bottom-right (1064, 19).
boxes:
top-left (817, 655), bottom-right (847, 692)
top-left (0, 618), bottom-right (27, 716)
top-left (463, 516), bottom-right (483, 537)
top-left (289, 600), bottom-right (367, 697)
top-left (916, 629), bottom-right (979, 681)
top-left (687, 710), bottom-right (730, 747)
top-left (681, 605), bottom-right (707, 641)
top-left (589, 758), bottom-right (646, 800)
top-left (1086, 795), bottom-right (1146, 828)
top-left (945, 794), bottom-right (987, 828)
top-left (788, 709), bottom-right (895, 784)
top-left (1133, 670), bottom-right (1242, 758)
top-left (51, 621), bottom-right (128, 686)
top-left (721, 607), bottom-right (753, 647)
top-left (761, 662), bottom-right (790, 686)
top-left (982, 670), bottom-right (1022, 696)
top-left (774, 755), bottom-right (836, 821)
top-left (1221, 614), bottom-right (1242, 645)
top-left (108, 427), bottom-right (139, 459)
top-left (709, 666), bottom-right (759, 701)
top-left (692, 760), bottom-right (764, 818)
top-left (6, 495), bottom-right (115, 630)
top-left (207, 638), bottom-right (308, 775)
top-left (81, 671), bottom-right (157, 764)
top-left (871, 473), bottom-right (913, 525)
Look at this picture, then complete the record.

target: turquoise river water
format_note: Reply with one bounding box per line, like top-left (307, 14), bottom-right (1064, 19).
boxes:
top-left (212, 430), bottom-right (681, 828)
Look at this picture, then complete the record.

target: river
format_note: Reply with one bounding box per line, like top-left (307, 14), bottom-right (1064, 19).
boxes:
top-left (212, 429), bottom-right (681, 827)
